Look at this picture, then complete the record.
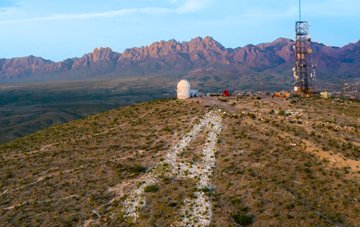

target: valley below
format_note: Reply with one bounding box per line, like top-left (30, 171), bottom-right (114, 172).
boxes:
top-left (0, 73), bottom-right (295, 145)
top-left (0, 77), bottom-right (175, 144)
top-left (1, 35), bottom-right (360, 144)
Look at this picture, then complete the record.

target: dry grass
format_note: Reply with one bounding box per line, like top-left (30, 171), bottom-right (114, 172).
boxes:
top-left (1, 96), bottom-right (359, 226)
top-left (0, 99), bottom-right (206, 226)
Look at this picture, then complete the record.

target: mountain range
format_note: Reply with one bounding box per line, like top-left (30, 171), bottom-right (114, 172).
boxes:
top-left (1, 36), bottom-right (360, 83)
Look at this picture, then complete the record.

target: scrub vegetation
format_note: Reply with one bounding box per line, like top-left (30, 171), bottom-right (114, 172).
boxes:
top-left (0, 95), bottom-right (359, 226)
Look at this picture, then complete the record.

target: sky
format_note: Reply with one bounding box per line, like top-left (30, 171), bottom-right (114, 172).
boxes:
top-left (0, 0), bottom-right (359, 61)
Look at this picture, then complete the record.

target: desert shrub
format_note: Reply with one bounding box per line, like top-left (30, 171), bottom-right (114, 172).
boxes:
top-left (129, 164), bottom-right (147, 174)
top-left (231, 197), bottom-right (242, 205)
top-left (248, 113), bottom-right (256, 119)
top-left (3, 171), bottom-right (13, 181)
top-left (113, 164), bottom-right (147, 178)
top-left (162, 126), bottom-right (172, 133)
top-left (144, 184), bottom-right (159, 193)
top-left (199, 187), bottom-right (214, 196)
top-left (278, 110), bottom-right (286, 116)
top-left (232, 212), bottom-right (254, 226)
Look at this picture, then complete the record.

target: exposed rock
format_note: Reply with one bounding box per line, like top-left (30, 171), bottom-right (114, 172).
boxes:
top-left (72, 47), bottom-right (119, 69)
top-left (1, 36), bottom-right (359, 81)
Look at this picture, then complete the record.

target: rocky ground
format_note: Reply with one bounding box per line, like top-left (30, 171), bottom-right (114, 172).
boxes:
top-left (0, 96), bottom-right (359, 226)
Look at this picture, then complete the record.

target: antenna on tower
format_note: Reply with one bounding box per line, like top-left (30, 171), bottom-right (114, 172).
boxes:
top-left (299, 0), bottom-right (302, 21)
top-left (293, 0), bottom-right (316, 96)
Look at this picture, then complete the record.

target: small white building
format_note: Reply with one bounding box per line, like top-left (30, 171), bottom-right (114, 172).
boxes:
top-left (190, 89), bottom-right (199, 97)
top-left (177, 80), bottom-right (191, 99)
top-left (320, 91), bottom-right (331, 99)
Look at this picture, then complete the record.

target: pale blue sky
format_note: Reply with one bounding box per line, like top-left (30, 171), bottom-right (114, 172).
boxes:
top-left (0, 0), bottom-right (359, 61)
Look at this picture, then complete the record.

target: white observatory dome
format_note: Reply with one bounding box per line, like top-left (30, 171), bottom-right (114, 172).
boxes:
top-left (177, 80), bottom-right (191, 99)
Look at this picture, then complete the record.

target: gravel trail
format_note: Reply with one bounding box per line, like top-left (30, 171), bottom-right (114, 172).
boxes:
top-left (123, 110), bottom-right (223, 225)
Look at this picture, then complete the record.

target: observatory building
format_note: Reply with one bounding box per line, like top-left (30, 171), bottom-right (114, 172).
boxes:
top-left (177, 80), bottom-right (198, 99)
top-left (177, 80), bottom-right (191, 99)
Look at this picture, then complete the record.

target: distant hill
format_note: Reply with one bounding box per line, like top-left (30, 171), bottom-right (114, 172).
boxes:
top-left (0, 96), bottom-right (359, 226)
top-left (1, 37), bottom-right (360, 85)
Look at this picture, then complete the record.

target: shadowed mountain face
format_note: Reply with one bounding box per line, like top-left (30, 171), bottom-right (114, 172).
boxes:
top-left (1, 37), bottom-right (360, 82)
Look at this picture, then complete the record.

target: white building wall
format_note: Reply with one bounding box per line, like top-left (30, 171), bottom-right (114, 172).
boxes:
top-left (190, 90), bottom-right (199, 97)
top-left (177, 80), bottom-right (191, 99)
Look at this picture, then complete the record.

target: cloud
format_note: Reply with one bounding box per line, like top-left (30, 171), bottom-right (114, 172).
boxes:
top-left (0, 0), bottom-right (211, 24)
top-left (0, 7), bottom-right (172, 24)
top-left (176, 0), bottom-right (211, 13)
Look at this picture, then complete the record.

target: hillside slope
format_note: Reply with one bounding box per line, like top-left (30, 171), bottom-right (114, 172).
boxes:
top-left (0, 97), bottom-right (359, 226)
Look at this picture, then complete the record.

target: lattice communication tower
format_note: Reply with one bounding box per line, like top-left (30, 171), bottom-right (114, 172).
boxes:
top-left (293, 0), bottom-right (315, 94)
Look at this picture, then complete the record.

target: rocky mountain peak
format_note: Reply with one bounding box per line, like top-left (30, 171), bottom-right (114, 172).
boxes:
top-left (0, 55), bottom-right (55, 79)
top-left (272, 37), bottom-right (292, 44)
top-left (70, 47), bottom-right (119, 69)
top-left (1, 36), bottom-right (359, 81)
top-left (188, 36), bottom-right (225, 52)
top-left (91, 47), bottom-right (118, 62)
top-left (92, 47), bottom-right (113, 54)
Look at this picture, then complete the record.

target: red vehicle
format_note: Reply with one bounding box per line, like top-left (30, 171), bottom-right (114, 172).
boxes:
top-left (222, 90), bottom-right (230, 97)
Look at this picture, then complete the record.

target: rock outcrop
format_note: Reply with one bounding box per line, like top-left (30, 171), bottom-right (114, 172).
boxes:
top-left (1, 36), bottom-right (359, 82)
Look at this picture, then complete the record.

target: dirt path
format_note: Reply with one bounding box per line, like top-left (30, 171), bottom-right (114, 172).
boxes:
top-left (244, 117), bottom-right (360, 174)
top-left (1, 166), bottom-right (85, 196)
top-left (2, 195), bottom-right (79, 211)
top-left (85, 110), bottom-right (223, 226)
top-left (124, 110), bottom-right (223, 225)
top-left (198, 97), bottom-right (238, 114)
top-left (302, 139), bottom-right (360, 173)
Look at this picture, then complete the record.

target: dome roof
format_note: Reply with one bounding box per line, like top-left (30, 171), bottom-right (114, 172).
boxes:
top-left (177, 80), bottom-right (190, 90)
top-left (177, 80), bottom-right (191, 100)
